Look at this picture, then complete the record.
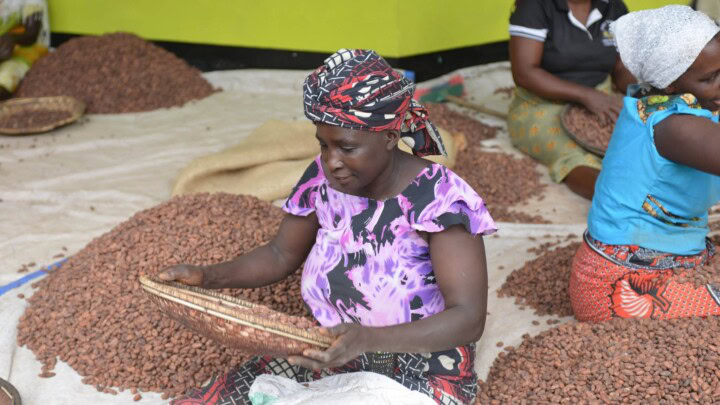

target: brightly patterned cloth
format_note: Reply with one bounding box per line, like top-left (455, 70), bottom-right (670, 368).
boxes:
top-left (506, 78), bottom-right (609, 182)
top-left (303, 48), bottom-right (446, 157)
top-left (569, 232), bottom-right (720, 322)
top-left (172, 347), bottom-right (478, 405)
top-left (284, 156), bottom-right (497, 327)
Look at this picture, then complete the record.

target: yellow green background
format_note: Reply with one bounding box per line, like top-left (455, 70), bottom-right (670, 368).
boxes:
top-left (48, 0), bottom-right (687, 57)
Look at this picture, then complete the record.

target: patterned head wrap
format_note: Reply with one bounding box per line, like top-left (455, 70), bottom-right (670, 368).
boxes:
top-left (611, 5), bottom-right (720, 91)
top-left (303, 49), bottom-right (446, 157)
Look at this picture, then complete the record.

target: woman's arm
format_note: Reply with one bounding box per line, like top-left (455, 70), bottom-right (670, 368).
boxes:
top-left (611, 56), bottom-right (635, 94)
top-left (654, 114), bottom-right (720, 175)
top-left (158, 213), bottom-right (319, 289)
top-left (288, 225), bottom-right (488, 370)
top-left (510, 36), bottom-right (622, 123)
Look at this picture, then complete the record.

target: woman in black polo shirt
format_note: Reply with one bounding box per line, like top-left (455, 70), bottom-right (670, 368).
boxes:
top-left (507, 0), bottom-right (635, 199)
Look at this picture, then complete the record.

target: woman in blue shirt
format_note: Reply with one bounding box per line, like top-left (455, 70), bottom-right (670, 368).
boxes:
top-left (570, 5), bottom-right (720, 322)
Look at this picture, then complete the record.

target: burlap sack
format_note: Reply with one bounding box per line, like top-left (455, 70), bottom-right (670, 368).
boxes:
top-left (172, 120), bottom-right (464, 201)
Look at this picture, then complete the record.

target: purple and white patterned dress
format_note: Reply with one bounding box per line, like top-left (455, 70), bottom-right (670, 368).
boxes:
top-left (285, 156), bottom-right (497, 328)
top-left (173, 156), bottom-right (496, 405)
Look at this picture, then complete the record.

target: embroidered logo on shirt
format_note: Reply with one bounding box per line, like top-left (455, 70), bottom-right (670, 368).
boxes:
top-left (601, 20), bottom-right (616, 46)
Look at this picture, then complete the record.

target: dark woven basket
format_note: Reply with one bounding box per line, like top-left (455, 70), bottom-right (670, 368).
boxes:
top-left (0, 96), bottom-right (85, 135)
top-left (139, 276), bottom-right (332, 357)
top-left (0, 378), bottom-right (21, 405)
top-left (560, 104), bottom-right (608, 157)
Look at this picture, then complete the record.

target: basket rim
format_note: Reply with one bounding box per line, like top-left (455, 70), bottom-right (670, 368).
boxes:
top-left (0, 96), bottom-right (86, 135)
top-left (0, 378), bottom-right (21, 405)
top-left (560, 104), bottom-right (607, 158)
top-left (139, 275), bottom-right (333, 348)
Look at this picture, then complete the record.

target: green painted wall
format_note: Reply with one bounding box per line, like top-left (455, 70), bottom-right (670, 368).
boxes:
top-left (48, 0), bottom-right (688, 57)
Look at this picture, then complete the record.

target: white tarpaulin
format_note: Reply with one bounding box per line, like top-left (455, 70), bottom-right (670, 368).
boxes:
top-left (1, 63), bottom-right (593, 404)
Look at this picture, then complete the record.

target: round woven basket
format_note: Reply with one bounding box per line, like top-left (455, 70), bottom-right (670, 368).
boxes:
top-left (0, 378), bottom-right (21, 405)
top-left (560, 104), bottom-right (608, 157)
top-left (139, 276), bottom-right (332, 357)
top-left (0, 96), bottom-right (85, 135)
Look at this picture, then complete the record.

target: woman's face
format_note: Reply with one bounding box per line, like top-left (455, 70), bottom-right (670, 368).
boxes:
top-left (315, 123), bottom-right (397, 194)
top-left (669, 35), bottom-right (720, 111)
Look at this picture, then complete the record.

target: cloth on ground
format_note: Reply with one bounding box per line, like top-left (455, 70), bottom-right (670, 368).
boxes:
top-left (171, 120), bottom-right (462, 201)
top-left (248, 372), bottom-right (437, 405)
top-left (569, 234), bottom-right (720, 322)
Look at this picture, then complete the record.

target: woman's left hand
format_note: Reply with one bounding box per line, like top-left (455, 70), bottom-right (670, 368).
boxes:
top-left (287, 323), bottom-right (377, 370)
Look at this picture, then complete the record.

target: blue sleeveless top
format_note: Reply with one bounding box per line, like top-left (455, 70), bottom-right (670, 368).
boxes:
top-left (588, 92), bottom-right (720, 255)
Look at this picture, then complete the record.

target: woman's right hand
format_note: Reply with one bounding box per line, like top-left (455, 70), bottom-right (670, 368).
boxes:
top-left (157, 264), bottom-right (205, 286)
top-left (581, 90), bottom-right (623, 125)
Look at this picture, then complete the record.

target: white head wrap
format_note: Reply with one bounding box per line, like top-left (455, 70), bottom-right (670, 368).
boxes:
top-left (611, 5), bottom-right (720, 91)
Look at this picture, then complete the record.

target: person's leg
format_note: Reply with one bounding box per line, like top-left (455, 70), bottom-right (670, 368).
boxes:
top-left (171, 356), bottom-right (317, 405)
top-left (507, 88), bottom-right (602, 200)
top-left (571, 239), bottom-right (720, 321)
top-left (563, 165), bottom-right (600, 200)
top-left (569, 240), bottom-right (621, 322)
top-left (394, 346), bottom-right (477, 404)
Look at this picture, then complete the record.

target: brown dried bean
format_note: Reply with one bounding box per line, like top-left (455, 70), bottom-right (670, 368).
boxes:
top-left (425, 103), bottom-right (498, 142)
top-left (17, 194), bottom-right (305, 398)
top-left (476, 317), bottom-right (720, 403)
top-left (16, 33), bottom-right (218, 114)
top-left (424, 104), bottom-right (548, 222)
top-left (563, 104), bottom-right (617, 153)
top-left (498, 243), bottom-right (581, 317)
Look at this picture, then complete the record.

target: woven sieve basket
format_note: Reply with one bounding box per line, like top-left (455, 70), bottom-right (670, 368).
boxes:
top-left (0, 96), bottom-right (85, 135)
top-left (0, 378), bottom-right (21, 405)
top-left (560, 104), bottom-right (608, 157)
top-left (139, 276), bottom-right (332, 357)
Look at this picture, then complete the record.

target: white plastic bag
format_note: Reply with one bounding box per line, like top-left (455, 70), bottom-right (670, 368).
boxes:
top-left (248, 371), bottom-right (437, 405)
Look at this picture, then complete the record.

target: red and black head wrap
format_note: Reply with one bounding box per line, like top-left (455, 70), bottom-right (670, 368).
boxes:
top-left (303, 49), bottom-right (446, 157)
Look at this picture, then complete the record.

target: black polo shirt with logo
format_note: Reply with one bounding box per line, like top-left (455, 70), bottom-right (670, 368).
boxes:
top-left (509, 0), bottom-right (629, 87)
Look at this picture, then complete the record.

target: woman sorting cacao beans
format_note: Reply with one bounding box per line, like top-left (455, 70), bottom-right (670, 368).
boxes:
top-left (0, 0), bottom-right (48, 100)
top-left (159, 49), bottom-right (497, 405)
top-left (507, 0), bottom-right (635, 199)
top-left (570, 6), bottom-right (720, 322)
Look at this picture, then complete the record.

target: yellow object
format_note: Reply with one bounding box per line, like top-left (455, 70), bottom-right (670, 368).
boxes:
top-left (0, 44), bottom-right (47, 92)
top-left (506, 77), bottom-right (612, 183)
top-left (172, 120), bottom-right (461, 201)
top-left (48, 1), bottom-right (685, 58)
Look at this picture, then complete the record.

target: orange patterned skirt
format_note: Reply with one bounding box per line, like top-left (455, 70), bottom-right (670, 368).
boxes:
top-left (569, 234), bottom-right (720, 322)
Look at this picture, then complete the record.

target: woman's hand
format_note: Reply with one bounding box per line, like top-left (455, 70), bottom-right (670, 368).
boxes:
top-left (287, 323), bottom-right (376, 370)
top-left (157, 264), bottom-right (205, 286)
top-left (581, 90), bottom-right (623, 125)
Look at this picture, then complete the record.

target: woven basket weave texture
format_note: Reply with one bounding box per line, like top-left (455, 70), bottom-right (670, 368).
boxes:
top-left (140, 276), bottom-right (332, 357)
top-left (0, 96), bottom-right (85, 135)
